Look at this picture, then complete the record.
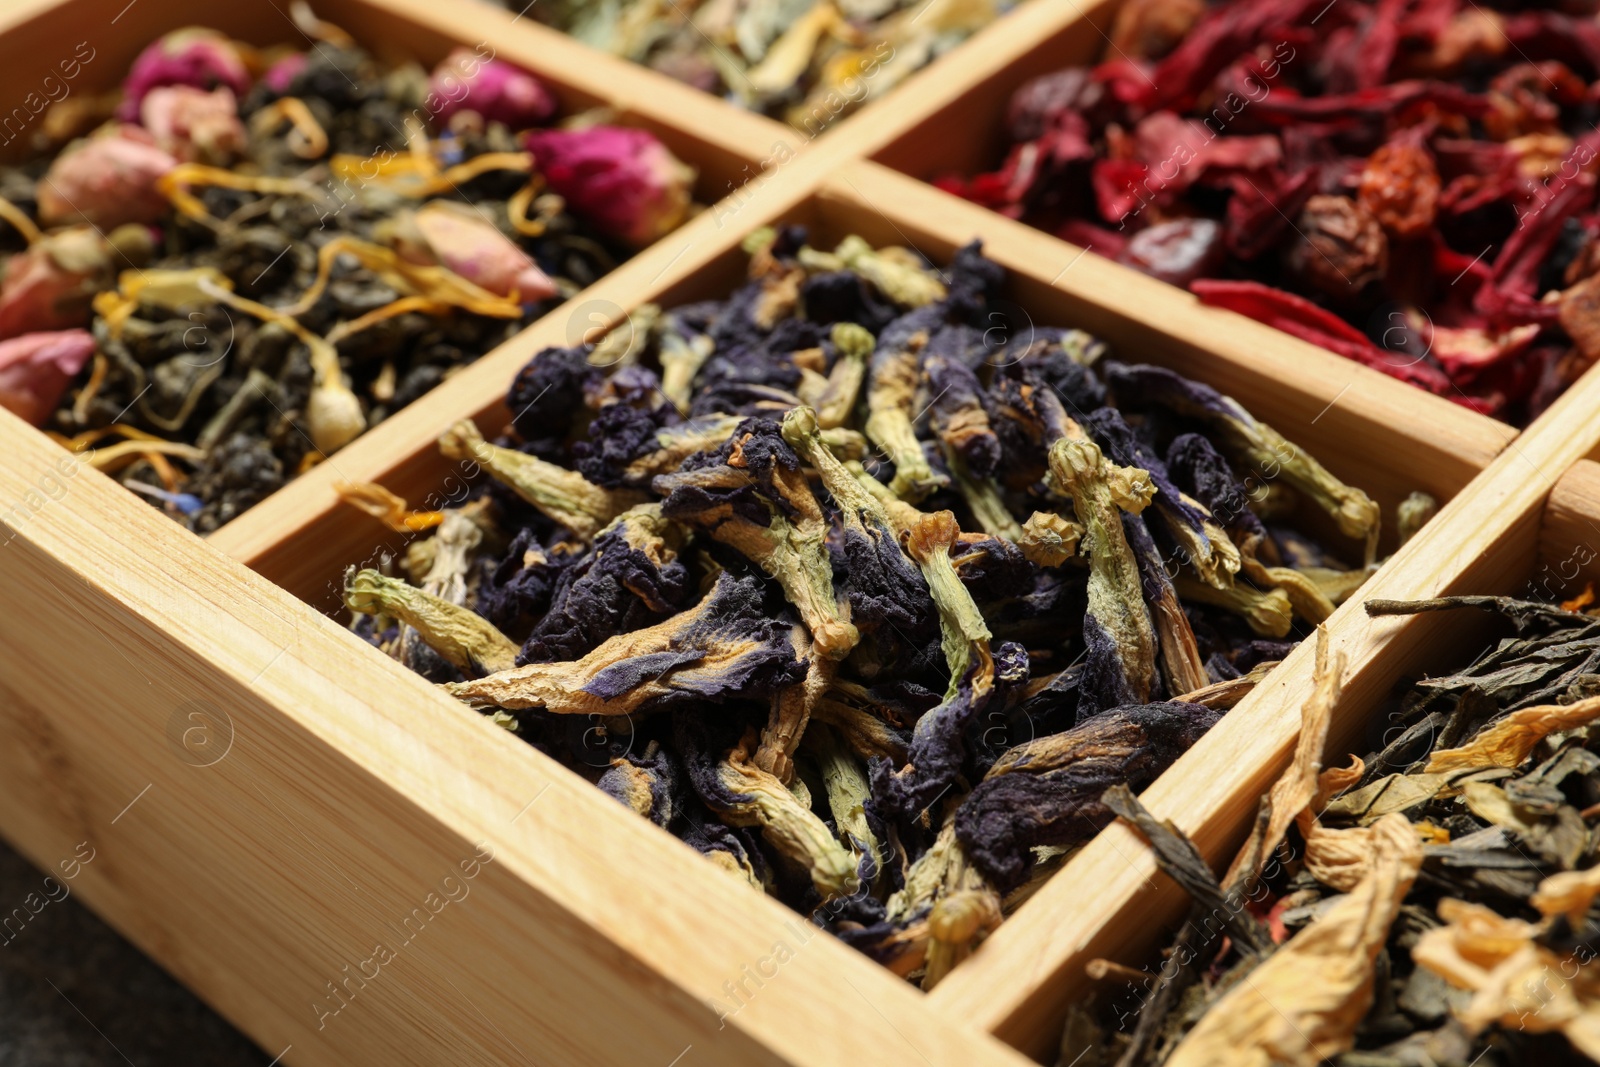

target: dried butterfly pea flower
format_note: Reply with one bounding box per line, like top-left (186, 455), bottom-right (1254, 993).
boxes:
top-left (439, 419), bottom-right (647, 540)
top-left (597, 742), bottom-right (682, 827)
top-left (1124, 507), bottom-right (1211, 698)
top-left (955, 701), bottom-right (1221, 891)
top-left (1174, 574), bottom-right (1294, 638)
top-left (807, 723), bottom-right (885, 894)
top-left (446, 571), bottom-right (806, 715)
top-left (575, 412), bottom-right (743, 489)
top-left (1018, 511), bottom-right (1084, 567)
top-left (872, 512), bottom-right (997, 821)
top-left (1049, 437), bottom-right (1159, 704)
top-left (781, 406), bottom-right (935, 643)
top-left (344, 568), bottom-right (519, 676)
top-left (678, 721), bottom-right (859, 901)
top-left (655, 417), bottom-right (859, 660)
top-left (1107, 362), bottom-right (1381, 564)
top-left (517, 503), bottom-right (692, 664)
top-left (865, 305), bottom-right (949, 500)
top-left (880, 809), bottom-right (1003, 991)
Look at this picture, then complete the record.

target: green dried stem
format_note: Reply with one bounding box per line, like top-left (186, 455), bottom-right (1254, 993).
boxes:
top-left (1187, 393), bottom-right (1380, 564)
top-left (941, 441), bottom-right (1022, 541)
top-left (345, 569), bottom-right (518, 675)
top-left (783, 405), bottom-right (899, 535)
top-left (807, 722), bottom-right (884, 890)
top-left (1240, 555), bottom-right (1337, 625)
top-left (445, 582), bottom-right (800, 714)
top-left (1397, 490), bottom-right (1438, 546)
top-left (885, 810), bottom-right (1001, 991)
top-left (438, 419), bottom-right (644, 540)
top-left (833, 235), bottom-right (947, 307)
top-left (1019, 511), bottom-right (1084, 567)
top-left (714, 732), bottom-right (860, 900)
top-left (410, 507), bottom-right (485, 602)
top-left (815, 321), bottom-right (874, 428)
top-left (865, 329), bottom-right (946, 501)
top-left (1175, 575), bottom-right (1295, 639)
top-left (904, 512), bottom-right (995, 703)
top-left (623, 414), bottom-right (744, 484)
top-left (587, 303), bottom-right (659, 368)
top-left (657, 320), bottom-right (714, 412)
top-left (1047, 438), bottom-right (1159, 703)
top-left (757, 629), bottom-right (835, 783)
top-left (846, 461), bottom-right (927, 535)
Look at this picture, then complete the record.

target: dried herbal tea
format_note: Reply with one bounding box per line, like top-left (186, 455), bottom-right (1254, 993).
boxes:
top-left (940, 0), bottom-right (1600, 424)
top-left (338, 227), bottom-right (1423, 988)
top-left (0, 10), bottom-right (698, 530)
top-left (497, 0), bottom-right (1016, 133)
top-left (1069, 594), bottom-right (1600, 1066)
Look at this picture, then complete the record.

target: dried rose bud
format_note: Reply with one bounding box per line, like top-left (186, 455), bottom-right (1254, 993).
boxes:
top-left (524, 126), bottom-right (695, 248)
top-left (1358, 141), bottom-right (1440, 238)
top-left (0, 329), bottom-right (96, 425)
top-left (262, 52), bottom-right (307, 95)
top-left (0, 227), bottom-right (113, 338)
top-left (389, 201), bottom-right (557, 303)
top-left (117, 27), bottom-right (251, 121)
top-left (140, 85), bottom-right (246, 164)
top-left (1288, 195), bottom-right (1387, 298)
top-left (430, 48), bottom-right (557, 131)
top-left (36, 127), bottom-right (178, 229)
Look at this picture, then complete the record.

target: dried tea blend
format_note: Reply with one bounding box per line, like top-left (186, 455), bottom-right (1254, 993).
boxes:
top-left (1068, 595), bottom-right (1600, 1066)
top-left (0, 12), bottom-right (698, 531)
top-left (940, 0), bottom-right (1600, 424)
top-left (338, 227), bottom-right (1423, 988)
top-left (495, 0), bottom-right (1016, 134)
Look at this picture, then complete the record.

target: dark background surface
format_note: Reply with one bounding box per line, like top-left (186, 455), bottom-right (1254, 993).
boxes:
top-left (0, 838), bottom-right (268, 1066)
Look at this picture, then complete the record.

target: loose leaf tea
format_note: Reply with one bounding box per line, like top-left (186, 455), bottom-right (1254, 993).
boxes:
top-left (339, 227), bottom-right (1421, 987)
top-left (0, 13), bottom-right (698, 530)
top-left (1072, 594), bottom-right (1600, 1065)
top-left (941, 0), bottom-right (1600, 423)
top-left (504, 0), bottom-right (1016, 133)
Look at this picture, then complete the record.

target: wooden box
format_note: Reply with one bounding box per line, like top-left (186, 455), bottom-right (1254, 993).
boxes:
top-left (1, 1), bottom-right (1598, 1066)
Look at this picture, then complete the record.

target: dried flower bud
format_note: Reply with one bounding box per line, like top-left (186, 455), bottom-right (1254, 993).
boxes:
top-left (118, 27), bottom-right (251, 121)
top-left (439, 418), bottom-right (644, 540)
top-left (1288, 195), bottom-right (1387, 297)
top-left (524, 126), bottom-right (695, 248)
top-left (344, 568), bottom-right (519, 676)
top-left (261, 52), bottom-right (308, 95)
top-left (391, 201), bottom-right (558, 303)
top-left (0, 227), bottom-right (113, 337)
top-left (430, 48), bottom-right (557, 131)
top-left (0, 328), bottom-right (96, 425)
top-left (1357, 141), bottom-right (1440, 239)
top-left (1019, 511), bottom-right (1084, 567)
top-left (139, 85), bottom-right (247, 164)
top-left (36, 127), bottom-right (179, 229)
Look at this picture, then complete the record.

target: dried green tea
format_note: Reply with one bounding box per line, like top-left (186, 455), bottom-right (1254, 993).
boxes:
top-left (1072, 593), bottom-right (1600, 1066)
top-left (502, 0), bottom-right (1018, 134)
top-left (0, 9), bottom-right (697, 530)
top-left (340, 227), bottom-right (1423, 988)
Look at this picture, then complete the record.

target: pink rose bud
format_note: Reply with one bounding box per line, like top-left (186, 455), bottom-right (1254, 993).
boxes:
top-left (0, 329), bottom-right (96, 426)
top-left (37, 126), bottom-right (179, 229)
top-left (0, 227), bottom-right (112, 338)
top-left (398, 201), bottom-right (557, 302)
top-left (118, 27), bottom-right (251, 121)
top-left (523, 126), bottom-right (696, 248)
top-left (430, 48), bottom-right (557, 130)
top-left (140, 85), bottom-right (247, 164)
top-left (263, 52), bottom-right (308, 95)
